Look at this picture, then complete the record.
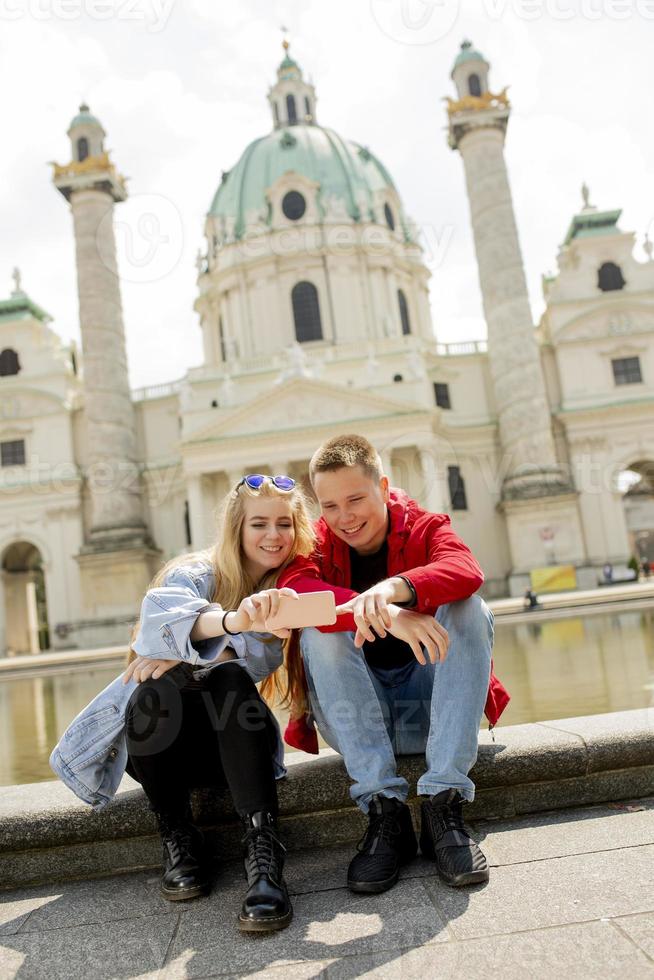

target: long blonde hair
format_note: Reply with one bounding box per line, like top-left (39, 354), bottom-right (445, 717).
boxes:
top-left (128, 479), bottom-right (316, 709)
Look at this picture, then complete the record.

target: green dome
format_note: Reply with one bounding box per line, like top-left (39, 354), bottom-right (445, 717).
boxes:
top-left (68, 103), bottom-right (102, 130)
top-left (208, 124), bottom-right (410, 241)
top-left (452, 40), bottom-right (486, 70)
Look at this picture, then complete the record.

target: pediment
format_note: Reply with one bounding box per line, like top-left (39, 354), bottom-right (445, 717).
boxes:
top-left (554, 303), bottom-right (654, 344)
top-left (184, 377), bottom-right (419, 443)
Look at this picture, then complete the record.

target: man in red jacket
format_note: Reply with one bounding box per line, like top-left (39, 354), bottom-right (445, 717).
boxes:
top-left (278, 434), bottom-right (509, 895)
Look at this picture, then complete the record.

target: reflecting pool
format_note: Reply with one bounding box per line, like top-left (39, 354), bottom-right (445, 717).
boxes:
top-left (1, 606), bottom-right (653, 786)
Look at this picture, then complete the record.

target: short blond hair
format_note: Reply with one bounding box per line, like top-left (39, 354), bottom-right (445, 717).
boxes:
top-left (309, 433), bottom-right (383, 484)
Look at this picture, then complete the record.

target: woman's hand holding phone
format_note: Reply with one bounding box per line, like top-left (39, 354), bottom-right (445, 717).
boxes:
top-left (229, 587), bottom-right (300, 638)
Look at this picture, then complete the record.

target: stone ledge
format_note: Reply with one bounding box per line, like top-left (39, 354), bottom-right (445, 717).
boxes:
top-left (0, 708), bottom-right (652, 890)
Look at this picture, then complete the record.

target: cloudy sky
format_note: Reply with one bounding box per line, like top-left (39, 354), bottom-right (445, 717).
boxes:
top-left (1, 0), bottom-right (652, 390)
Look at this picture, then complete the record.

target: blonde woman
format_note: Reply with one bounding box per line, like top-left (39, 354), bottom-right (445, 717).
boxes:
top-left (51, 475), bottom-right (315, 933)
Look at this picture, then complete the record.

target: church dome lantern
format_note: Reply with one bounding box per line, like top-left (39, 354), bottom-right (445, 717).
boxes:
top-left (451, 40), bottom-right (490, 100)
top-left (268, 40), bottom-right (317, 128)
top-left (66, 102), bottom-right (106, 163)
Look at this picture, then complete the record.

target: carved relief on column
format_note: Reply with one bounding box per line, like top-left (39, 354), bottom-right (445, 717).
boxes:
top-left (455, 125), bottom-right (571, 501)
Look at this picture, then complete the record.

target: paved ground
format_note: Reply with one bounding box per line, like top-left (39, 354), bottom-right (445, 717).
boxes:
top-left (1, 797), bottom-right (654, 979)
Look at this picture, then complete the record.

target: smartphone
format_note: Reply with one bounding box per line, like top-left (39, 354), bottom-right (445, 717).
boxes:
top-left (266, 591), bottom-right (337, 630)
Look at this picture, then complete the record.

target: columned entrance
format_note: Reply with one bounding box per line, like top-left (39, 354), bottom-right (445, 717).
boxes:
top-left (1, 542), bottom-right (50, 655)
top-left (620, 461), bottom-right (654, 565)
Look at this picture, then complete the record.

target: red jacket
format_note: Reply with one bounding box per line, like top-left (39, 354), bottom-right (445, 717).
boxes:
top-left (279, 488), bottom-right (510, 737)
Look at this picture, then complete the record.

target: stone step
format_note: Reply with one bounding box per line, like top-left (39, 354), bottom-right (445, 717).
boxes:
top-left (1, 708), bottom-right (652, 891)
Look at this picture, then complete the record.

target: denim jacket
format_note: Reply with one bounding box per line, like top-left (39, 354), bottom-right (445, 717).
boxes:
top-left (50, 563), bottom-right (287, 810)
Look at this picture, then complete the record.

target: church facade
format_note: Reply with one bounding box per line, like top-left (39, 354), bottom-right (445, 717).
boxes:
top-left (1, 41), bottom-right (653, 654)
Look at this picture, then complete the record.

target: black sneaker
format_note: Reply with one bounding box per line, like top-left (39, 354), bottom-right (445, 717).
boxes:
top-left (347, 795), bottom-right (418, 894)
top-left (420, 788), bottom-right (489, 887)
top-left (158, 816), bottom-right (211, 902)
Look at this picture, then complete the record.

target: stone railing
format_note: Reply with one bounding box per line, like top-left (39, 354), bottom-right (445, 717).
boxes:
top-left (130, 338), bottom-right (489, 401)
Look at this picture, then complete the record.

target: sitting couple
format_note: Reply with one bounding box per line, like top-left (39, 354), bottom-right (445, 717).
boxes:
top-left (51, 433), bottom-right (509, 934)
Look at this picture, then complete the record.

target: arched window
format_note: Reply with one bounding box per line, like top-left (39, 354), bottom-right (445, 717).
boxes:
top-left (304, 96), bottom-right (311, 119)
top-left (598, 261), bottom-right (625, 292)
top-left (468, 73), bottom-right (481, 97)
top-left (273, 101), bottom-right (280, 125)
top-left (292, 282), bottom-right (323, 343)
top-left (0, 348), bottom-right (20, 377)
top-left (286, 94), bottom-right (297, 125)
top-left (77, 137), bottom-right (89, 162)
top-left (398, 289), bottom-right (411, 336)
top-left (384, 203), bottom-right (395, 231)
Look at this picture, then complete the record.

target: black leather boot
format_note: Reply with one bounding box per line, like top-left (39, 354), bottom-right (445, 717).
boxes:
top-left (239, 811), bottom-right (292, 932)
top-left (157, 810), bottom-right (211, 902)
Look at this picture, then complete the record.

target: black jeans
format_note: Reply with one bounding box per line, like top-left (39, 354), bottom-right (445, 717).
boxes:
top-left (125, 661), bottom-right (278, 821)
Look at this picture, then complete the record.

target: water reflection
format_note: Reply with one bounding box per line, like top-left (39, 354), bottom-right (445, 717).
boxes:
top-left (1, 607), bottom-right (653, 786)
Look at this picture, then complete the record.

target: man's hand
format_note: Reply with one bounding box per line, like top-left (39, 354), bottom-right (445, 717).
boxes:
top-left (335, 577), bottom-right (412, 642)
top-left (384, 607), bottom-right (448, 665)
top-left (123, 656), bottom-right (179, 685)
top-left (335, 600), bottom-right (449, 665)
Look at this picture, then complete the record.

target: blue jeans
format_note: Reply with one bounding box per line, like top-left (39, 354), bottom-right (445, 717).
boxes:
top-left (300, 594), bottom-right (493, 813)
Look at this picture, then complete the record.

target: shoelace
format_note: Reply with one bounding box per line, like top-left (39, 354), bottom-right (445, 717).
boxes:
top-left (428, 798), bottom-right (470, 846)
top-left (164, 827), bottom-right (196, 865)
top-left (241, 824), bottom-right (287, 884)
top-left (356, 809), bottom-right (402, 856)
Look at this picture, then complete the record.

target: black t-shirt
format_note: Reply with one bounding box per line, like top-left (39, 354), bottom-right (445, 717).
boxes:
top-left (349, 540), bottom-right (415, 670)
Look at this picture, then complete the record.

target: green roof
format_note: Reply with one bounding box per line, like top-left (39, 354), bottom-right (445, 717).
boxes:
top-left (208, 124), bottom-right (411, 240)
top-left (0, 292), bottom-right (50, 324)
top-left (563, 208), bottom-right (621, 246)
top-left (452, 40), bottom-right (486, 71)
top-left (68, 103), bottom-right (102, 130)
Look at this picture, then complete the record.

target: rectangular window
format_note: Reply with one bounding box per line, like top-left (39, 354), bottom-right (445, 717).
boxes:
top-left (1, 439), bottom-right (26, 466)
top-left (434, 382), bottom-right (451, 409)
top-left (612, 356), bottom-right (642, 385)
top-left (448, 465), bottom-right (467, 511)
top-left (218, 316), bottom-right (227, 362)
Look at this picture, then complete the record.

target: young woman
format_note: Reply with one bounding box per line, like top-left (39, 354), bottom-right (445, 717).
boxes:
top-left (50, 474), bottom-right (315, 934)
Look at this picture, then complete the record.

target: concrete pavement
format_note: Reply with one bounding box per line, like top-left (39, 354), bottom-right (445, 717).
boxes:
top-left (1, 796), bottom-right (653, 979)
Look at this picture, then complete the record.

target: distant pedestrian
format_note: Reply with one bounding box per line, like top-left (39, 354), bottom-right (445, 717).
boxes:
top-left (642, 560), bottom-right (651, 579)
top-left (603, 563), bottom-right (613, 584)
top-left (524, 588), bottom-right (539, 610)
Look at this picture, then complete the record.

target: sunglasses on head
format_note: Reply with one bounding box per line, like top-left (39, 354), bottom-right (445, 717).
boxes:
top-left (237, 474), bottom-right (296, 492)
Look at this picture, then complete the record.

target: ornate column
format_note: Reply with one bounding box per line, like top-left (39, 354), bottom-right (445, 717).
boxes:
top-left (186, 475), bottom-right (207, 550)
top-left (418, 444), bottom-right (447, 514)
top-left (446, 43), bottom-right (586, 591)
top-left (52, 104), bottom-right (159, 626)
top-left (447, 44), bottom-right (569, 501)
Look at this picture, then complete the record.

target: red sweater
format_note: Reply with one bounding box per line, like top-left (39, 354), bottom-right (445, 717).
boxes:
top-left (279, 488), bottom-right (510, 729)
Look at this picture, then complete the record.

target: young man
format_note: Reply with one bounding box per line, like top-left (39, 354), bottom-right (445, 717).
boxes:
top-left (279, 434), bottom-right (509, 894)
